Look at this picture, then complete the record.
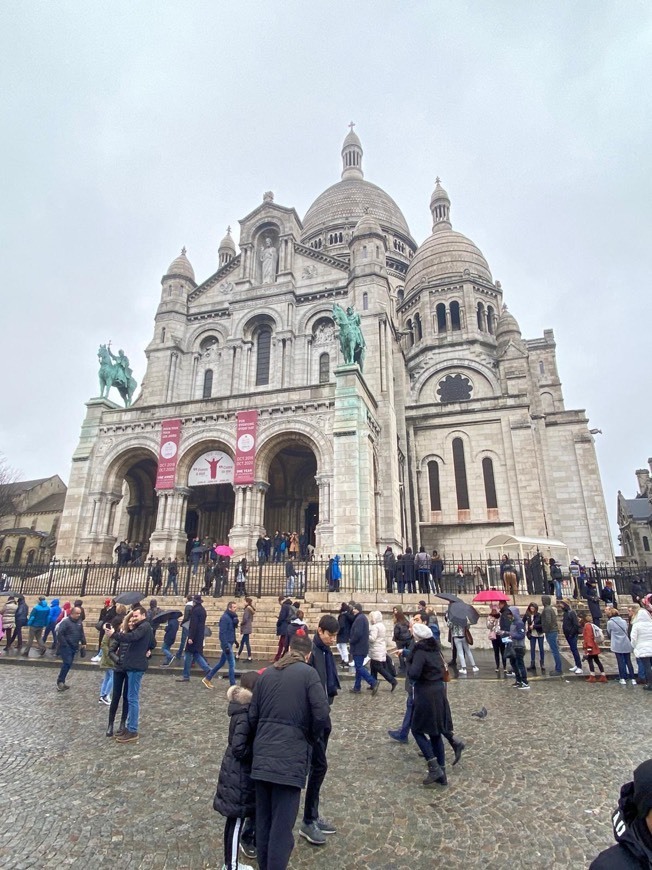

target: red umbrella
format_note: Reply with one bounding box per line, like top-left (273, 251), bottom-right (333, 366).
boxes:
top-left (214, 544), bottom-right (234, 557)
top-left (472, 589), bottom-right (509, 602)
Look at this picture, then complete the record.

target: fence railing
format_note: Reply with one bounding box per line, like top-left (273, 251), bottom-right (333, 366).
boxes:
top-left (1, 556), bottom-right (651, 601)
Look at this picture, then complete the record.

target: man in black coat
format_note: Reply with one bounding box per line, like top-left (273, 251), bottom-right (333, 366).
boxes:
top-left (249, 633), bottom-right (331, 870)
top-left (300, 614), bottom-right (340, 846)
top-left (177, 595), bottom-right (212, 682)
top-left (590, 759), bottom-right (652, 869)
top-left (349, 603), bottom-right (378, 695)
top-left (272, 597), bottom-right (292, 662)
top-left (56, 606), bottom-right (86, 691)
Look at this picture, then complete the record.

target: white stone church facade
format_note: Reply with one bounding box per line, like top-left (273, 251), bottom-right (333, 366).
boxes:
top-left (57, 128), bottom-right (614, 563)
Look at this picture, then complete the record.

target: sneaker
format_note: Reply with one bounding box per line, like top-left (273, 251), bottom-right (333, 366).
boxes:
top-left (202, 677), bottom-right (214, 689)
top-left (349, 688), bottom-right (361, 694)
top-left (511, 682), bottom-right (523, 688)
top-left (175, 677), bottom-right (190, 682)
top-left (518, 683), bottom-right (531, 690)
top-left (568, 665), bottom-right (577, 672)
top-left (505, 670), bottom-right (514, 677)
top-left (240, 841), bottom-right (257, 859)
top-left (221, 863), bottom-right (254, 870)
top-left (91, 653), bottom-right (102, 663)
top-left (299, 820), bottom-right (327, 845)
top-left (99, 695), bottom-right (111, 705)
top-left (619, 678), bottom-right (627, 685)
top-left (458, 668), bottom-right (467, 675)
top-left (387, 729), bottom-right (409, 744)
top-left (160, 660), bottom-right (173, 668)
top-left (471, 666), bottom-right (480, 673)
top-left (574, 667), bottom-right (583, 674)
top-left (115, 730), bottom-right (139, 743)
top-left (631, 679), bottom-right (638, 686)
top-left (56, 682), bottom-right (66, 692)
top-left (316, 817), bottom-right (336, 834)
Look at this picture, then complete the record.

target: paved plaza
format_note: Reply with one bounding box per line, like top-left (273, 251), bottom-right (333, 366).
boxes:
top-left (2, 661), bottom-right (652, 870)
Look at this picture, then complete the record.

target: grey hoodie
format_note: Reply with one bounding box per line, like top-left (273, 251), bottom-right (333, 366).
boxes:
top-left (540, 595), bottom-right (558, 634)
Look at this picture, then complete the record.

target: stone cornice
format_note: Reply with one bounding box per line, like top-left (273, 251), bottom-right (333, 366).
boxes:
top-left (188, 255), bottom-right (241, 302)
top-left (293, 242), bottom-right (349, 272)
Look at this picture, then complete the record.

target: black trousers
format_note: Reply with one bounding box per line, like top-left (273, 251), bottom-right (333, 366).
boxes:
top-left (108, 670), bottom-right (129, 726)
top-left (255, 780), bottom-right (301, 870)
top-left (303, 730), bottom-right (330, 824)
top-left (223, 816), bottom-right (254, 869)
top-left (370, 659), bottom-right (396, 685)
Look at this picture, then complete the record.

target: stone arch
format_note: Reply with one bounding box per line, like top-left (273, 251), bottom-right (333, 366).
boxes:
top-left (176, 436), bottom-right (236, 548)
top-left (298, 304), bottom-right (337, 335)
top-left (176, 433), bottom-right (236, 483)
top-left (255, 422), bottom-right (329, 480)
top-left (99, 442), bottom-right (160, 550)
top-left (184, 323), bottom-right (229, 354)
top-left (413, 359), bottom-right (500, 402)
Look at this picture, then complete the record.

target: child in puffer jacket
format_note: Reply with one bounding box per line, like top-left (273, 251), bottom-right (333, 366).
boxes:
top-left (509, 606), bottom-right (530, 690)
top-left (213, 670), bottom-right (259, 870)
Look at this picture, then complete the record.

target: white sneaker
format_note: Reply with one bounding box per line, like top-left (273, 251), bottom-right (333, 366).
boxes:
top-left (472, 666), bottom-right (480, 673)
top-left (221, 863), bottom-right (254, 870)
top-left (91, 653), bottom-right (101, 663)
top-left (619, 679), bottom-right (627, 685)
top-left (632, 679), bottom-right (638, 686)
top-left (458, 668), bottom-right (467, 675)
top-left (574, 667), bottom-right (583, 674)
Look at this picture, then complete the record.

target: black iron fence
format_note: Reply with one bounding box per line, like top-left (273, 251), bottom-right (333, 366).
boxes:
top-left (1, 555), bottom-right (651, 601)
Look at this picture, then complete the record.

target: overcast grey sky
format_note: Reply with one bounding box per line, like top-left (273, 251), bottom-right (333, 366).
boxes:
top-left (2, 2), bottom-right (651, 547)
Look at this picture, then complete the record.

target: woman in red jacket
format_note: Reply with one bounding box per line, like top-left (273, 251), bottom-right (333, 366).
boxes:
top-left (580, 611), bottom-right (607, 683)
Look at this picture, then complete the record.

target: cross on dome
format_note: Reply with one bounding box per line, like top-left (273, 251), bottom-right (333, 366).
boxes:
top-left (348, 121), bottom-right (356, 132)
top-left (181, 246), bottom-right (187, 256)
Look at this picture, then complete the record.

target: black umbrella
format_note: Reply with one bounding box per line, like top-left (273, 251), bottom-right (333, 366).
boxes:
top-left (150, 609), bottom-right (182, 627)
top-left (448, 600), bottom-right (480, 626)
top-left (115, 590), bottom-right (146, 606)
top-left (435, 593), bottom-right (462, 604)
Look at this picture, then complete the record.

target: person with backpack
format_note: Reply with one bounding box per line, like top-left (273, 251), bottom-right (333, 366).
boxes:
top-left (508, 606), bottom-right (530, 690)
top-left (606, 606), bottom-right (637, 686)
top-left (580, 611), bottom-right (607, 683)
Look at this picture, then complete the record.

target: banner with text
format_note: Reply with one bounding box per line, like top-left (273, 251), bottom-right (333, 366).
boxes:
top-left (188, 450), bottom-right (234, 486)
top-left (234, 410), bottom-right (258, 484)
top-left (155, 418), bottom-right (182, 489)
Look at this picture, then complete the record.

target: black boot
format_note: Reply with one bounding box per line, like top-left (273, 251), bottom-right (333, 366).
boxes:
top-left (106, 722), bottom-right (114, 738)
top-left (115, 720), bottom-right (127, 737)
top-left (450, 737), bottom-right (465, 766)
top-left (423, 758), bottom-right (447, 787)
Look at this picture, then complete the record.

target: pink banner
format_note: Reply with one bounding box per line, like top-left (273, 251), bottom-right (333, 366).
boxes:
top-left (155, 418), bottom-right (182, 489)
top-left (234, 410), bottom-right (258, 484)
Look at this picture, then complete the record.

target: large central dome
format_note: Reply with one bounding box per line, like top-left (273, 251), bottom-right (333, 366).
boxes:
top-left (301, 127), bottom-right (413, 246)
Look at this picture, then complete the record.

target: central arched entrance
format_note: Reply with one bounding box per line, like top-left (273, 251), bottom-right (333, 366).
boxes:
top-left (264, 445), bottom-right (318, 544)
top-left (185, 484), bottom-right (235, 551)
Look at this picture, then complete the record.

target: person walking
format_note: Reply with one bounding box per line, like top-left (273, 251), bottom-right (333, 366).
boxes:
top-left (174, 595), bottom-right (193, 661)
top-left (392, 606), bottom-right (411, 674)
top-left (204, 601), bottom-right (239, 688)
top-left (55, 605), bottom-right (87, 691)
top-left (540, 595), bottom-right (563, 675)
top-left (580, 611), bottom-right (607, 683)
top-left (160, 614), bottom-right (179, 666)
top-left (248, 633), bottom-right (331, 870)
top-left (22, 596), bottom-right (50, 657)
top-left (164, 558), bottom-right (179, 596)
top-left (486, 606), bottom-right (505, 674)
top-left (2, 595), bottom-right (17, 653)
top-left (13, 595), bottom-right (28, 653)
top-left (560, 600), bottom-right (584, 674)
top-left (177, 595), bottom-right (212, 683)
top-left (336, 602), bottom-right (354, 671)
top-left (272, 597), bottom-right (292, 662)
top-left (450, 618), bottom-right (478, 676)
top-left (606, 606), bottom-right (637, 686)
top-left (237, 597), bottom-right (255, 662)
top-left (300, 614), bottom-right (340, 847)
top-left (43, 598), bottom-right (61, 651)
top-left (508, 606), bottom-right (530, 689)
top-left (368, 611), bottom-right (397, 691)
top-left (105, 606), bottom-right (156, 741)
top-left (630, 603), bottom-right (652, 690)
top-left (524, 602), bottom-right (545, 674)
top-left (212, 669), bottom-right (260, 870)
top-left (348, 603), bottom-right (378, 695)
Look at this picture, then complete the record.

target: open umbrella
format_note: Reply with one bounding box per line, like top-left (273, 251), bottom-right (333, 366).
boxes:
top-left (472, 590), bottom-right (509, 603)
top-left (435, 593), bottom-right (462, 604)
top-left (115, 590), bottom-right (146, 606)
top-left (214, 545), bottom-right (234, 557)
top-left (448, 600), bottom-right (480, 626)
top-left (150, 608), bottom-right (182, 627)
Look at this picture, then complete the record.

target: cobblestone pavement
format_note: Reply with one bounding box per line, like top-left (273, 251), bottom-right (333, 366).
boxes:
top-left (2, 659), bottom-right (652, 870)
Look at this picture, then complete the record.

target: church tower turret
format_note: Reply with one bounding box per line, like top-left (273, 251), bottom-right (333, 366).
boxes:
top-left (218, 227), bottom-right (236, 268)
top-left (341, 122), bottom-right (363, 180)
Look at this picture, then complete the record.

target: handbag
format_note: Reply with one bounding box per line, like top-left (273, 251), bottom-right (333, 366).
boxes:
top-left (464, 626), bottom-right (474, 646)
top-left (440, 652), bottom-right (451, 682)
top-left (95, 619), bottom-right (105, 632)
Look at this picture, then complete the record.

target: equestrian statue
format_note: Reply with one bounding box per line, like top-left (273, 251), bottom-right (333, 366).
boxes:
top-left (97, 343), bottom-right (137, 407)
top-left (332, 303), bottom-right (366, 371)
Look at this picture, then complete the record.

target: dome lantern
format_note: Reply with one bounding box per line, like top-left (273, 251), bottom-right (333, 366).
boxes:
top-left (218, 226), bottom-right (237, 267)
top-left (341, 121), bottom-right (363, 181)
top-left (430, 177), bottom-right (451, 232)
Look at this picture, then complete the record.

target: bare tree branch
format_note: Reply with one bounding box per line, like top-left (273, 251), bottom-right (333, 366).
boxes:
top-left (0, 455), bottom-right (20, 523)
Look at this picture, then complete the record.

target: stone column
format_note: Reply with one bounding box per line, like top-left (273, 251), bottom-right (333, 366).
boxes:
top-left (229, 484), bottom-right (257, 557)
top-left (148, 486), bottom-right (190, 559)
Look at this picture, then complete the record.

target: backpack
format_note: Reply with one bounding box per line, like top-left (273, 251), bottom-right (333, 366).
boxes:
top-left (590, 623), bottom-right (604, 644)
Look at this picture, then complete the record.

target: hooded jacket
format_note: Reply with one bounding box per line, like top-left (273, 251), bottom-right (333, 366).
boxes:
top-left (213, 685), bottom-right (256, 818)
top-left (48, 599), bottom-right (62, 625)
top-left (607, 615), bottom-right (634, 654)
top-left (631, 609), bottom-right (652, 659)
top-left (509, 607), bottom-right (526, 648)
top-left (589, 778), bottom-right (652, 869)
top-left (349, 611), bottom-right (370, 657)
top-left (561, 602), bottom-right (580, 639)
top-left (540, 595), bottom-right (559, 633)
top-left (336, 607), bottom-right (353, 643)
top-left (368, 612), bottom-right (388, 662)
top-left (1, 600), bottom-right (17, 629)
top-left (27, 600), bottom-right (50, 628)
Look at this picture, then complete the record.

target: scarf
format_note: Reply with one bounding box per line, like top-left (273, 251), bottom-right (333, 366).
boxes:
top-left (274, 649), bottom-right (307, 670)
top-left (314, 632), bottom-right (341, 697)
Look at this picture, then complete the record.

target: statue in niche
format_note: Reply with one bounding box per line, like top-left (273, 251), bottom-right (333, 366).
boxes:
top-left (259, 237), bottom-right (278, 284)
top-left (313, 322), bottom-right (335, 346)
top-left (302, 264), bottom-right (318, 279)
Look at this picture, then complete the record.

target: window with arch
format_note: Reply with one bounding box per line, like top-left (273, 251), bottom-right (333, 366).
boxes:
top-left (452, 438), bottom-right (470, 510)
top-left (362, 292), bottom-right (369, 311)
top-left (319, 352), bottom-right (330, 384)
top-left (203, 369), bottom-right (213, 399)
top-left (644, 536), bottom-right (650, 553)
top-left (482, 457), bottom-right (498, 510)
top-left (2, 548), bottom-right (10, 563)
top-left (397, 288), bottom-right (405, 303)
top-left (26, 549), bottom-right (36, 566)
top-left (406, 318), bottom-right (415, 347)
top-left (256, 327), bottom-right (272, 386)
top-left (487, 305), bottom-right (495, 334)
top-left (477, 302), bottom-right (485, 331)
top-left (436, 302), bottom-right (447, 333)
top-left (450, 301), bottom-right (461, 330)
top-left (161, 327), bottom-right (166, 342)
top-left (428, 460), bottom-right (441, 511)
top-left (415, 312), bottom-right (422, 341)
top-left (539, 360), bottom-right (545, 375)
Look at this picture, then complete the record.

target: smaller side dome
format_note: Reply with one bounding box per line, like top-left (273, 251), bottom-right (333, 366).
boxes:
top-left (218, 227), bottom-right (237, 267)
top-left (495, 304), bottom-right (522, 343)
top-left (166, 247), bottom-right (195, 282)
top-left (352, 211), bottom-right (383, 240)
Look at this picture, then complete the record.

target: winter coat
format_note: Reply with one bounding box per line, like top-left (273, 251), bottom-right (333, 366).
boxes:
top-left (561, 605), bottom-right (580, 639)
top-left (393, 620), bottom-right (411, 649)
top-left (163, 617), bottom-right (179, 648)
top-left (309, 633), bottom-right (340, 703)
top-left (15, 601), bottom-right (28, 627)
top-left (349, 611), bottom-right (370, 657)
top-left (540, 596), bottom-right (559, 633)
top-left (336, 609), bottom-right (353, 643)
top-left (590, 801), bottom-right (652, 869)
top-left (1, 601), bottom-right (17, 629)
top-left (241, 604), bottom-right (255, 635)
top-left (213, 685), bottom-right (256, 819)
top-left (275, 602), bottom-right (292, 637)
top-left (219, 609), bottom-right (239, 648)
top-left (607, 616), bottom-right (633, 654)
top-left (368, 613), bottom-right (388, 662)
top-left (56, 616), bottom-right (86, 651)
top-left (509, 612), bottom-right (526, 649)
top-left (187, 602), bottom-right (207, 654)
top-left (114, 620), bottom-right (156, 671)
top-left (524, 610), bottom-right (544, 638)
top-left (406, 636), bottom-right (453, 736)
top-left (330, 556), bottom-right (342, 581)
top-left (430, 557), bottom-right (444, 579)
top-left (630, 609), bottom-right (652, 659)
top-left (27, 600), bottom-right (50, 628)
top-left (383, 549), bottom-right (396, 574)
top-left (600, 585), bottom-right (618, 607)
top-left (48, 599), bottom-right (62, 625)
top-left (486, 613), bottom-right (500, 640)
top-left (582, 622), bottom-right (601, 655)
top-left (248, 657), bottom-right (331, 788)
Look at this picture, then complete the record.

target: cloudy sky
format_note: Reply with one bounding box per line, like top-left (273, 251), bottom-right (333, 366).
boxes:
top-left (2, 2), bottom-right (651, 546)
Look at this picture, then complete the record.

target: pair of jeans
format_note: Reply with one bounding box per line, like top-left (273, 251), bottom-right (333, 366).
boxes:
top-left (397, 684), bottom-right (415, 738)
top-left (417, 570), bottom-right (430, 593)
top-left (411, 730), bottom-right (445, 767)
top-left (207, 645), bottom-right (236, 684)
top-left (255, 780), bottom-right (301, 870)
top-left (639, 656), bottom-right (652, 686)
top-left (529, 635), bottom-right (545, 666)
top-left (352, 654), bottom-right (376, 691)
top-left (161, 642), bottom-right (174, 664)
top-left (57, 646), bottom-right (76, 684)
top-left (165, 576), bottom-right (178, 595)
top-left (545, 631), bottom-right (562, 672)
top-left (554, 580), bottom-right (563, 600)
top-left (303, 729), bottom-right (330, 824)
top-left (100, 669), bottom-right (114, 698)
top-left (183, 649), bottom-right (211, 679)
top-left (453, 637), bottom-right (476, 669)
top-left (125, 669), bottom-right (145, 732)
top-left (512, 647), bottom-right (528, 684)
top-left (175, 626), bottom-right (188, 659)
top-left (616, 652), bottom-right (636, 680)
top-left (566, 633), bottom-right (582, 669)
top-left (237, 634), bottom-right (252, 658)
top-left (43, 621), bottom-right (58, 647)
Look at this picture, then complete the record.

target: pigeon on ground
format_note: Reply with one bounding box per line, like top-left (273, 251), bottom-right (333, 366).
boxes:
top-left (471, 706), bottom-right (488, 719)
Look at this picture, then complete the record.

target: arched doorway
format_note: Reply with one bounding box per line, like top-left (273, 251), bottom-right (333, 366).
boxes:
top-left (119, 455), bottom-right (159, 551)
top-left (264, 445), bottom-right (318, 544)
top-left (181, 444), bottom-right (236, 552)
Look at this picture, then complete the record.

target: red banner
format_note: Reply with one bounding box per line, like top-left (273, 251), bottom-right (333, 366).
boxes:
top-left (234, 410), bottom-right (258, 484)
top-left (155, 418), bottom-right (182, 489)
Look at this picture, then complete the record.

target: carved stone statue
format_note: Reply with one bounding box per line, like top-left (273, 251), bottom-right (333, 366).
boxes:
top-left (97, 343), bottom-right (137, 407)
top-left (332, 303), bottom-right (366, 370)
top-left (259, 237), bottom-right (278, 284)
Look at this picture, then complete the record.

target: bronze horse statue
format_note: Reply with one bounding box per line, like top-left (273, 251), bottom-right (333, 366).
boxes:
top-left (332, 303), bottom-right (365, 370)
top-left (98, 344), bottom-right (137, 407)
